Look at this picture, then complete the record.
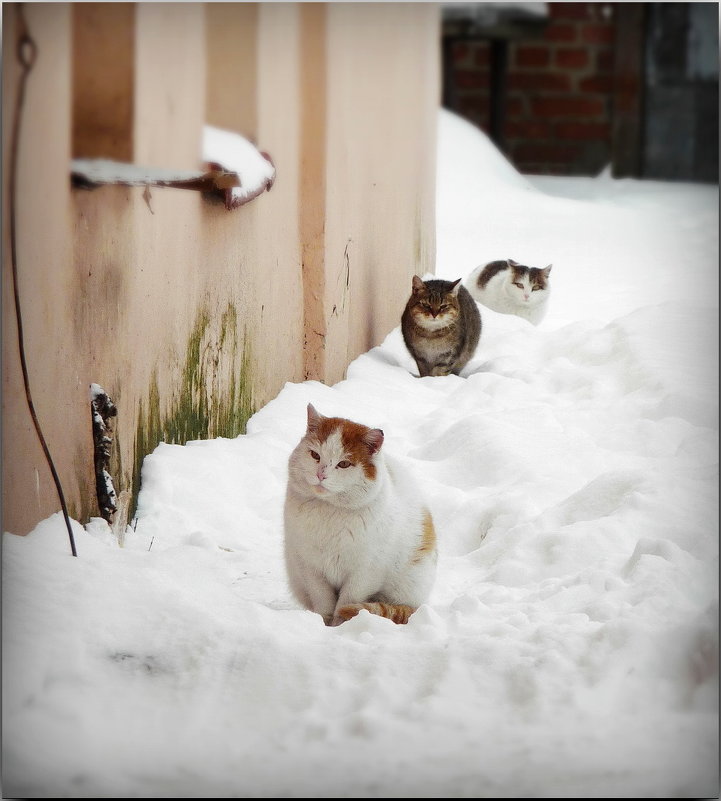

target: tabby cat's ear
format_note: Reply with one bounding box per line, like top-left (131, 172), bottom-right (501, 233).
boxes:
top-left (364, 428), bottom-right (384, 455)
top-left (449, 278), bottom-right (462, 296)
top-left (306, 403), bottom-right (323, 431)
top-left (412, 275), bottom-right (426, 293)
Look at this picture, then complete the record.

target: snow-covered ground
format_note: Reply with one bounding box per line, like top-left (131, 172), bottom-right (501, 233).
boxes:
top-left (3, 110), bottom-right (718, 798)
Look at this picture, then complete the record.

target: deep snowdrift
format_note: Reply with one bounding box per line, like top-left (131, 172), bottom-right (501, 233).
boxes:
top-left (3, 110), bottom-right (718, 798)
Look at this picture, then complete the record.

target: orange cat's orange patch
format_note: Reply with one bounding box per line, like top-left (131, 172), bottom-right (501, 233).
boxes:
top-left (411, 510), bottom-right (436, 564)
top-left (310, 414), bottom-right (380, 481)
top-left (341, 422), bottom-right (380, 481)
top-left (337, 602), bottom-right (416, 624)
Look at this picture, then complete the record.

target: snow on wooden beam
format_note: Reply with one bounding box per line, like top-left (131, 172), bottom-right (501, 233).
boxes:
top-left (71, 126), bottom-right (276, 210)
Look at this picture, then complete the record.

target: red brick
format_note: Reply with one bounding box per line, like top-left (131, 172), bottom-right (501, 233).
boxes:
top-left (579, 74), bottom-right (613, 93)
top-left (458, 97), bottom-right (489, 120)
top-left (596, 49), bottom-right (614, 72)
top-left (555, 121), bottom-right (611, 140)
top-left (514, 45), bottom-right (551, 68)
top-left (544, 21), bottom-right (578, 42)
top-left (555, 48), bottom-right (589, 69)
top-left (455, 69), bottom-right (488, 90)
top-left (504, 119), bottom-right (553, 139)
top-left (548, 2), bottom-right (592, 21)
top-left (511, 141), bottom-right (581, 163)
top-left (473, 44), bottom-right (490, 67)
top-left (582, 23), bottom-right (614, 45)
top-left (505, 97), bottom-right (525, 117)
top-left (507, 71), bottom-right (572, 92)
top-left (451, 42), bottom-right (469, 66)
top-left (531, 96), bottom-right (605, 117)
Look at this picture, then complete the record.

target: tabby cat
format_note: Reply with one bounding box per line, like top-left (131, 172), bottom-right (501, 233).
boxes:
top-left (465, 258), bottom-right (552, 325)
top-left (283, 404), bottom-right (437, 626)
top-left (401, 275), bottom-right (482, 377)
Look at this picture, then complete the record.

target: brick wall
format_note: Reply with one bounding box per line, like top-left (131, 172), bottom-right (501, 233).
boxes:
top-left (446, 2), bottom-right (617, 175)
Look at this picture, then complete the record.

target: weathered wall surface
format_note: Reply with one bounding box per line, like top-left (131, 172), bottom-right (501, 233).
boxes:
top-left (2, 2), bottom-right (439, 536)
top-left (324, 2), bottom-right (439, 384)
top-left (2, 4), bottom-right (84, 526)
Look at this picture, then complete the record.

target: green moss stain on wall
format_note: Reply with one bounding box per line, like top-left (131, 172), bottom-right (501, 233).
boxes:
top-left (131, 373), bottom-right (162, 514)
top-left (131, 303), bottom-right (254, 516)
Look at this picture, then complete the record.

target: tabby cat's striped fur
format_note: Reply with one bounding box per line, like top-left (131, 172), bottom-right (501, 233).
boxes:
top-left (401, 275), bottom-right (482, 377)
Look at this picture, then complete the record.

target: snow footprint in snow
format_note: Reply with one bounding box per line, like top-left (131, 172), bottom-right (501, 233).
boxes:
top-left (547, 468), bottom-right (649, 527)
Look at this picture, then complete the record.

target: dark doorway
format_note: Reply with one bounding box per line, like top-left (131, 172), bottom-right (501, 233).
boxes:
top-left (642, 2), bottom-right (719, 182)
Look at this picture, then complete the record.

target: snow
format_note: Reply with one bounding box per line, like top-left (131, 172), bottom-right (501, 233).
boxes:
top-left (442, 2), bottom-right (550, 26)
top-left (202, 125), bottom-right (275, 206)
top-left (72, 126), bottom-right (275, 209)
top-left (3, 109), bottom-right (718, 798)
top-left (71, 158), bottom-right (203, 186)
top-left (89, 382), bottom-right (107, 401)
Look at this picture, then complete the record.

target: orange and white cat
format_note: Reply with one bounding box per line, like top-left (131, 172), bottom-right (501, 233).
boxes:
top-left (283, 404), bottom-right (437, 626)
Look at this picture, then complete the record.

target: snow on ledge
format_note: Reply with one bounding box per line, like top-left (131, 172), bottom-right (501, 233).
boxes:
top-left (71, 126), bottom-right (275, 211)
top-left (202, 125), bottom-right (275, 208)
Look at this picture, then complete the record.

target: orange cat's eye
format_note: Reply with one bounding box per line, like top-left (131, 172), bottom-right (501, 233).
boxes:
top-left (337, 460), bottom-right (352, 469)
top-left (514, 282), bottom-right (524, 289)
top-left (532, 285), bottom-right (540, 291)
top-left (309, 450), bottom-right (320, 461)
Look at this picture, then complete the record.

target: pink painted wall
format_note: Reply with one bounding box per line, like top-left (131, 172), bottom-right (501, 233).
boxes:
top-left (2, 2), bottom-right (439, 536)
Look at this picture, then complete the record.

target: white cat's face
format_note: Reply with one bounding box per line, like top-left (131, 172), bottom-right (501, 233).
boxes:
top-left (504, 263), bottom-right (551, 306)
top-left (287, 406), bottom-right (384, 507)
top-left (296, 429), bottom-right (363, 497)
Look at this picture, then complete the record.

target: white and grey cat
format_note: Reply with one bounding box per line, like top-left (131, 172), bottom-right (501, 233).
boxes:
top-left (284, 403), bottom-right (437, 626)
top-left (465, 259), bottom-right (552, 325)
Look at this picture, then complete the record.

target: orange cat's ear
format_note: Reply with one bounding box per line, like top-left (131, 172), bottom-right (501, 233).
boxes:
top-left (411, 275), bottom-right (425, 293)
top-left (307, 403), bottom-right (323, 431)
top-left (364, 428), bottom-right (384, 455)
top-left (507, 258), bottom-right (519, 267)
top-left (544, 264), bottom-right (552, 275)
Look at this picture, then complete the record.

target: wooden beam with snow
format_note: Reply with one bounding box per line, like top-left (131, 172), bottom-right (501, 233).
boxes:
top-left (70, 153), bottom-right (274, 209)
